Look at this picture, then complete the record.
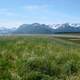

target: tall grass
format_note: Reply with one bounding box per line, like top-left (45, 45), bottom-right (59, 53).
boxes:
top-left (0, 36), bottom-right (80, 80)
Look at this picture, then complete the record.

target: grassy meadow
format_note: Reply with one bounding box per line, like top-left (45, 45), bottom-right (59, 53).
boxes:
top-left (0, 36), bottom-right (80, 80)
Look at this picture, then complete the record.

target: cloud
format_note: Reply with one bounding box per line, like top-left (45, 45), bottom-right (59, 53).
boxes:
top-left (23, 5), bottom-right (49, 11)
top-left (0, 8), bottom-right (16, 16)
top-left (0, 20), bottom-right (25, 28)
top-left (23, 5), bottom-right (39, 10)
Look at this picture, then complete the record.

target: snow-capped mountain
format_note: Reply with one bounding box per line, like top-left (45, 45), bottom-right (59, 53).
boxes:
top-left (0, 27), bottom-right (16, 34)
top-left (13, 23), bottom-right (54, 34)
top-left (49, 24), bottom-right (62, 29)
top-left (0, 23), bottom-right (80, 34)
top-left (50, 23), bottom-right (80, 33)
top-left (50, 23), bottom-right (80, 29)
top-left (69, 23), bottom-right (80, 27)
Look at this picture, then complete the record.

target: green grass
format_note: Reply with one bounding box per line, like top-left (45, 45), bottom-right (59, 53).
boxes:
top-left (0, 36), bottom-right (80, 80)
top-left (56, 37), bottom-right (80, 44)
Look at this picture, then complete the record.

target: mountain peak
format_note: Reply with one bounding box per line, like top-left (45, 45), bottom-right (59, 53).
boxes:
top-left (13, 23), bottom-right (54, 34)
top-left (31, 23), bottom-right (40, 26)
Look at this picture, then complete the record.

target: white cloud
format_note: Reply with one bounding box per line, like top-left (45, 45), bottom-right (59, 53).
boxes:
top-left (0, 20), bottom-right (25, 28)
top-left (23, 5), bottom-right (48, 11)
top-left (23, 5), bottom-right (39, 10)
top-left (0, 8), bottom-right (16, 16)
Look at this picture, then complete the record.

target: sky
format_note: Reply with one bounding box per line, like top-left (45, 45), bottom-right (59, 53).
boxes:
top-left (0, 0), bottom-right (80, 28)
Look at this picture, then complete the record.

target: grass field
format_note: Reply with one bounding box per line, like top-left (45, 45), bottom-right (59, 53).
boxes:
top-left (0, 36), bottom-right (80, 80)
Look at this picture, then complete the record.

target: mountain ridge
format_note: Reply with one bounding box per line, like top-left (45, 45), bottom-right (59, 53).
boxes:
top-left (0, 23), bottom-right (80, 34)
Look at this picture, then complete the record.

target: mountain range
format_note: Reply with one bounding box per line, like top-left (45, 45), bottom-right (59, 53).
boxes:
top-left (0, 23), bottom-right (80, 34)
top-left (0, 27), bottom-right (16, 34)
top-left (13, 23), bottom-right (54, 34)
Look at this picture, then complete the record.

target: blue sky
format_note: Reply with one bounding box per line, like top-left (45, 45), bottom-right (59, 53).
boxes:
top-left (0, 0), bottom-right (80, 27)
